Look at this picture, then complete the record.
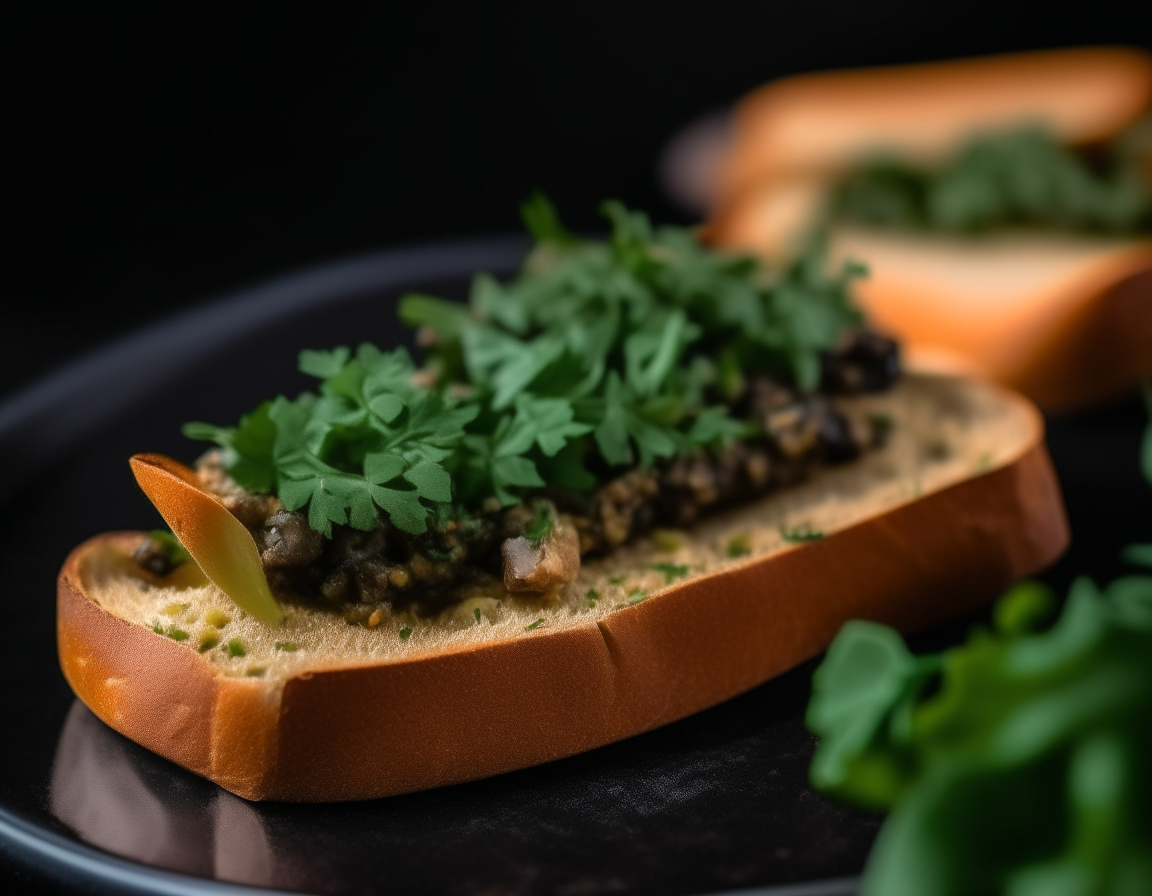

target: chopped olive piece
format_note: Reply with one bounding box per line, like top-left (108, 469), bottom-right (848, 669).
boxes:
top-left (204, 608), bottom-right (231, 628)
top-left (652, 529), bottom-right (685, 552)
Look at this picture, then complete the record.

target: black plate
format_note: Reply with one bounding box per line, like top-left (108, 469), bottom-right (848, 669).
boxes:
top-left (1, 239), bottom-right (1147, 896)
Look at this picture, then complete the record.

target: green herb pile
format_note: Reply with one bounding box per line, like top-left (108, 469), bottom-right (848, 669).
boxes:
top-left (185, 197), bottom-right (864, 538)
top-left (830, 124), bottom-right (1152, 235)
top-left (806, 397), bottom-right (1152, 896)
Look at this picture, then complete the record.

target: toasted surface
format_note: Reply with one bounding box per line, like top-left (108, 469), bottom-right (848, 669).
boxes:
top-left (719, 47), bottom-right (1152, 203)
top-left (59, 374), bottom-right (1068, 801)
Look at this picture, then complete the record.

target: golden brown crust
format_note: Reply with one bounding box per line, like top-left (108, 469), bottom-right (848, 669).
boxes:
top-left (58, 384), bottom-right (1068, 802)
top-left (719, 46), bottom-right (1152, 204)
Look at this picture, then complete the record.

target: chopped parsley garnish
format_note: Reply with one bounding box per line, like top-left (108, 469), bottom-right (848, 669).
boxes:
top-left (473, 607), bottom-right (482, 623)
top-left (779, 522), bottom-right (824, 542)
top-left (726, 534), bottom-right (752, 558)
top-left (274, 641), bottom-right (300, 652)
top-left (653, 562), bottom-right (689, 584)
top-left (185, 196), bottom-right (865, 538)
top-left (627, 590), bottom-right (648, 605)
top-left (524, 618), bottom-right (545, 631)
top-left (608, 575), bottom-right (627, 585)
top-left (399, 627), bottom-right (412, 640)
top-left (225, 638), bottom-right (246, 657)
top-left (829, 125), bottom-right (1151, 235)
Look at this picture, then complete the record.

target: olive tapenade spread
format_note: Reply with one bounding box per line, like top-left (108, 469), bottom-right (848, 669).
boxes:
top-left (141, 199), bottom-right (901, 622)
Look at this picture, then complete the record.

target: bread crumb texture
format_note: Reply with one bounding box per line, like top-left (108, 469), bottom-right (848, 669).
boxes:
top-left (82, 375), bottom-right (1028, 684)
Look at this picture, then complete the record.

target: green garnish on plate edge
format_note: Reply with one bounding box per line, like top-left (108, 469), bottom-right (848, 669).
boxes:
top-left (805, 391), bottom-right (1152, 895)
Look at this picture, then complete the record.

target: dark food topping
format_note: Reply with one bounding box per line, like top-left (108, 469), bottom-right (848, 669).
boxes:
top-left (133, 530), bottom-right (192, 577)
top-left (178, 365), bottom-right (889, 618)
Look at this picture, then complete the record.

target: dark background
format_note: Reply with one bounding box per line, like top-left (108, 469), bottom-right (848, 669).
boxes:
top-left (4, 6), bottom-right (1152, 893)
top-left (7, 2), bottom-right (1152, 401)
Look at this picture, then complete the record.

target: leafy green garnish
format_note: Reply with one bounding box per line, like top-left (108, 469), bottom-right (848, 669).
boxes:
top-left (807, 575), bottom-right (1152, 896)
top-left (473, 607), bottom-right (482, 623)
top-left (225, 638), bottom-right (246, 658)
top-left (779, 522), bottom-right (824, 542)
top-left (524, 618), bottom-right (545, 631)
top-left (398, 627), bottom-right (412, 640)
top-left (188, 198), bottom-right (865, 537)
top-left (830, 125), bottom-right (1151, 235)
top-left (274, 641), bottom-right (300, 652)
top-left (653, 562), bottom-right (689, 584)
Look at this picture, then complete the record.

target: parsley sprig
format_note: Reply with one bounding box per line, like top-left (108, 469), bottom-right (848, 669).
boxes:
top-left (186, 197), bottom-right (865, 537)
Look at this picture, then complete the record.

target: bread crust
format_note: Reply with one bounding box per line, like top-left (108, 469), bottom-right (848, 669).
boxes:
top-left (57, 383), bottom-right (1068, 802)
top-left (719, 46), bottom-right (1152, 204)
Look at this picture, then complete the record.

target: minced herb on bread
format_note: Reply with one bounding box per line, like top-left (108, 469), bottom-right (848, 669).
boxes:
top-left (162, 198), bottom-right (899, 618)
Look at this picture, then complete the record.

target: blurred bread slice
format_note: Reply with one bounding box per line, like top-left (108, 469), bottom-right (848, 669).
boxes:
top-left (706, 48), bottom-right (1152, 412)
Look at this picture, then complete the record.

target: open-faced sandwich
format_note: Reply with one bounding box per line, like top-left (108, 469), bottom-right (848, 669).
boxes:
top-left (57, 199), bottom-right (1068, 801)
top-left (706, 47), bottom-right (1152, 412)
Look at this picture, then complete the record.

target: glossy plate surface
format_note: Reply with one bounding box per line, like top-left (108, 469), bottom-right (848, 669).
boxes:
top-left (1, 238), bottom-right (1146, 895)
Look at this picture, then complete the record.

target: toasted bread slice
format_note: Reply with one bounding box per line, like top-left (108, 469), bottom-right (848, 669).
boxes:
top-left (57, 374), bottom-right (1067, 801)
